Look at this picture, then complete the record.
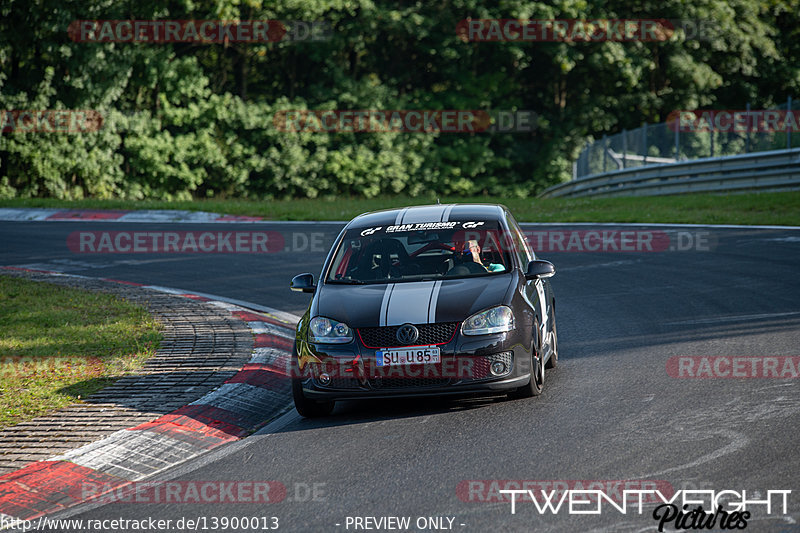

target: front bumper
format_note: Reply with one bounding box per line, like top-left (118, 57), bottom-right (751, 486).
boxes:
top-left (295, 329), bottom-right (532, 401)
top-left (303, 374), bottom-right (530, 401)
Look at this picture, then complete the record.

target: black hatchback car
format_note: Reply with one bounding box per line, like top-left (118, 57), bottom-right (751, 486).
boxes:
top-left (289, 204), bottom-right (558, 417)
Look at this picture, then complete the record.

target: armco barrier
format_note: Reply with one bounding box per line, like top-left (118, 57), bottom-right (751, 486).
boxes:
top-left (540, 148), bottom-right (800, 198)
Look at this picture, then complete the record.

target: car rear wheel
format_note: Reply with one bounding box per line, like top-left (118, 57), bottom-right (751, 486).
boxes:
top-left (292, 378), bottom-right (335, 417)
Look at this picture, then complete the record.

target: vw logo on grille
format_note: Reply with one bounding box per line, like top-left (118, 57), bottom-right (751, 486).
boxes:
top-left (396, 324), bottom-right (419, 345)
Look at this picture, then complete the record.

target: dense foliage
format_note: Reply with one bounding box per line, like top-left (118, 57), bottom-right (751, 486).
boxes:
top-left (1, 0), bottom-right (798, 200)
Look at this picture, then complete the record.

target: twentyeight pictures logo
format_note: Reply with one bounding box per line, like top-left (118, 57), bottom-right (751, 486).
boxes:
top-left (460, 481), bottom-right (792, 531)
top-left (490, 485), bottom-right (791, 517)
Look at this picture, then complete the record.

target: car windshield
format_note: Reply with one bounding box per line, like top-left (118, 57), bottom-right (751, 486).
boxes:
top-left (325, 222), bottom-right (515, 284)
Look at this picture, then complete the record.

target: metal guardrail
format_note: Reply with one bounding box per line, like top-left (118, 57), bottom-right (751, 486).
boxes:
top-left (540, 148), bottom-right (800, 198)
top-left (572, 96), bottom-right (795, 180)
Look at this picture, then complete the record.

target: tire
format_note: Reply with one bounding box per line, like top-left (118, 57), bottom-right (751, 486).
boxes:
top-left (292, 378), bottom-right (335, 417)
top-left (509, 328), bottom-right (544, 399)
top-left (545, 304), bottom-right (558, 370)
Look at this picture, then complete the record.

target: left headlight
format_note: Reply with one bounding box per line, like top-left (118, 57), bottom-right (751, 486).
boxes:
top-left (461, 306), bottom-right (514, 335)
top-left (309, 316), bottom-right (353, 344)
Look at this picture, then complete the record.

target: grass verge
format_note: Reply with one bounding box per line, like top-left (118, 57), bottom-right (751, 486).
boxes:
top-left (0, 276), bottom-right (161, 428)
top-left (1, 191), bottom-right (800, 225)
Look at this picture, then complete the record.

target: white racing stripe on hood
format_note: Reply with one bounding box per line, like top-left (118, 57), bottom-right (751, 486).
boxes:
top-left (441, 204), bottom-right (455, 221)
top-left (427, 280), bottom-right (442, 323)
top-left (378, 205), bottom-right (453, 326)
top-left (393, 204), bottom-right (456, 225)
top-left (380, 281), bottom-right (442, 326)
top-left (394, 208), bottom-right (409, 225)
top-left (380, 283), bottom-right (395, 326)
top-left (398, 205), bottom-right (450, 224)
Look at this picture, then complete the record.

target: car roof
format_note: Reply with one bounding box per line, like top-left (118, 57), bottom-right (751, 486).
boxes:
top-left (346, 204), bottom-right (508, 229)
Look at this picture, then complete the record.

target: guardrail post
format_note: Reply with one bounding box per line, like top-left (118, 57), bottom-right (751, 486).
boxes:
top-left (602, 134), bottom-right (608, 172)
top-left (788, 96), bottom-right (793, 149)
top-left (642, 122), bottom-right (647, 165)
top-left (622, 128), bottom-right (627, 169)
top-left (710, 130), bottom-right (714, 157)
top-left (585, 140), bottom-right (591, 177)
top-left (674, 124), bottom-right (679, 160)
top-left (745, 102), bottom-right (751, 153)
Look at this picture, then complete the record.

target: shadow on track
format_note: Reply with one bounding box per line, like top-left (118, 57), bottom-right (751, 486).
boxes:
top-left (274, 392), bottom-right (513, 432)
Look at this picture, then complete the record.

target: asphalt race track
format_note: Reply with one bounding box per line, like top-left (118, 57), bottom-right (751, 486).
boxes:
top-left (2, 220), bottom-right (800, 532)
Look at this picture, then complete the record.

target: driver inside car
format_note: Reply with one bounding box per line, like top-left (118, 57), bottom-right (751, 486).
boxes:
top-left (462, 239), bottom-right (505, 272)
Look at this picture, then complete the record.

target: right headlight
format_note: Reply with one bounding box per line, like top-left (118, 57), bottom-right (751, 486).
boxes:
top-left (308, 316), bottom-right (353, 344)
top-left (461, 305), bottom-right (514, 335)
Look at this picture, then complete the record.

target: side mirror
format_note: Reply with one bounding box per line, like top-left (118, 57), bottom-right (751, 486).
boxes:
top-left (290, 273), bottom-right (316, 293)
top-left (525, 260), bottom-right (555, 280)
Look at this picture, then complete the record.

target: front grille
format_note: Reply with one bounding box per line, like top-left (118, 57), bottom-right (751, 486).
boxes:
top-left (358, 322), bottom-right (458, 348)
top-left (368, 377), bottom-right (450, 389)
top-left (314, 375), bottom-right (363, 389)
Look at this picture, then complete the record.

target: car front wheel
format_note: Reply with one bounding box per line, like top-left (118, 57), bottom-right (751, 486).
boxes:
top-left (292, 378), bottom-right (335, 417)
top-left (509, 333), bottom-right (544, 399)
top-left (546, 304), bottom-right (558, 369)
top-left (291, 344), bottom-right (335, 417)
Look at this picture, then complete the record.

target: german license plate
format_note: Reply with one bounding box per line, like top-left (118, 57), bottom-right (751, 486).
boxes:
top-left (376, 346), bottom-right (441, 366)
